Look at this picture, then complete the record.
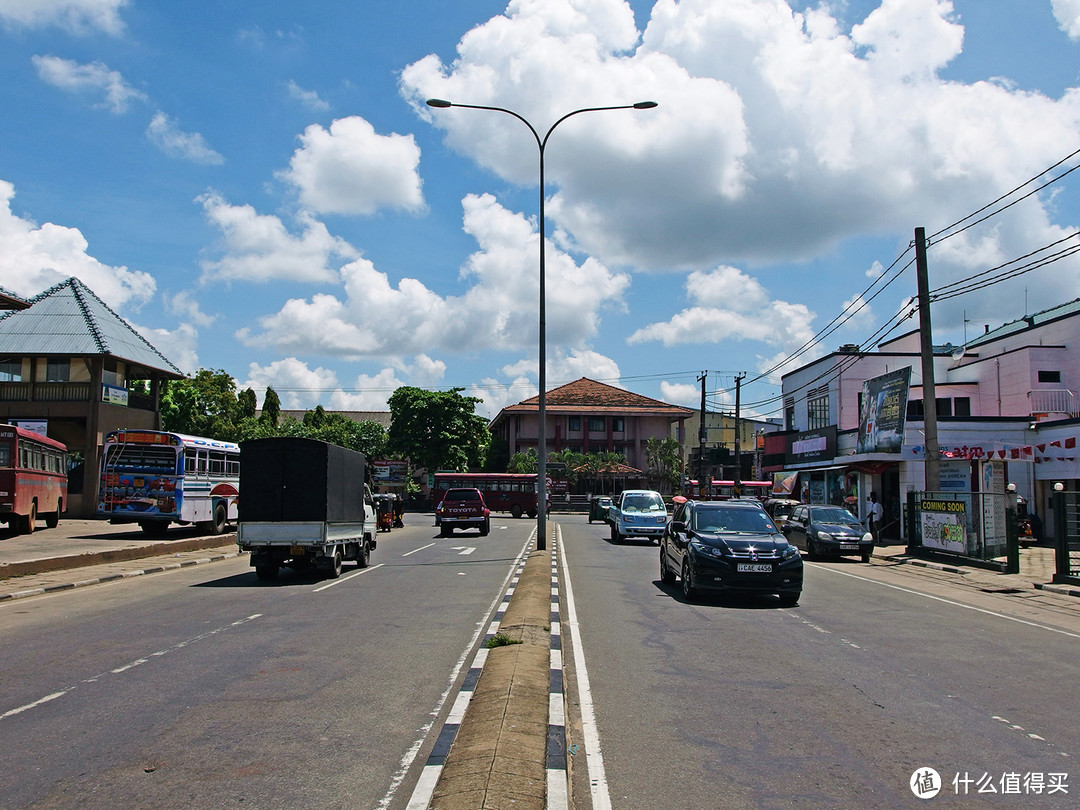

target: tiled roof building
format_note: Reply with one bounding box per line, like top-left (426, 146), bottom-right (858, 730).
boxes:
top-left (0, 277), bottom-right (185, 517)
top-left (488, 377), bottom-right (693, 475)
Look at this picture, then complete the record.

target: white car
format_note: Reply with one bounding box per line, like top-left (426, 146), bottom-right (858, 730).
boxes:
top-left (610, 489), bottom-right (668, 543)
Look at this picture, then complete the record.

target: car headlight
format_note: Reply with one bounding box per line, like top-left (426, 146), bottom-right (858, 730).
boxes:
top-left (816, 531), bottom-right (833, 541)
top-left (689, 540), bottom-right (724, 558)
top-left (782, 544), bottom-right (800, 561)
top-left (862, 532), bottom-right (873, 542)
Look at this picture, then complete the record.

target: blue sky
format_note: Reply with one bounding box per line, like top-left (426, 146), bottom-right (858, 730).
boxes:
top-left (2, 0), bottom-right (1079, 421)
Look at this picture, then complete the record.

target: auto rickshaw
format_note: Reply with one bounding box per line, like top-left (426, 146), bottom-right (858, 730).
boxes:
top-left (588, 495), bottom-right (613, 524)
top-left (375, 494), bottom-right (394, 532)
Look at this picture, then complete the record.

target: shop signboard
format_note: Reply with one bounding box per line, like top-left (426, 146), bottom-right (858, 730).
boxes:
top-left (857, 367), bottom-right (911, 454)
top-left (785, 426), bottom-right (836, 465)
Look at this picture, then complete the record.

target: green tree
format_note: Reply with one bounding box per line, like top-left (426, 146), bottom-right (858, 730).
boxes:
top-left (645, 436), bottom-right (684, 494)
top-left (160, 368), bottom-right (242, 440)
top-left (237, 388), bottom-right (257, 420)
top-left (388, 387), bottom-right (489, 473)
top-left (260, 386), bottom-right (281, 426)
top-left (507, 448), bottom-right (538, 473)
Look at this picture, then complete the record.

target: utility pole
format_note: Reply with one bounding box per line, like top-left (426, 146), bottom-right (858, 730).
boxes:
top-left (733, 372), bottom-right (745, 495)
top-left (698, 371), bottom-right (707, 497)
top-left (915, 226), bottom-right (941, 491)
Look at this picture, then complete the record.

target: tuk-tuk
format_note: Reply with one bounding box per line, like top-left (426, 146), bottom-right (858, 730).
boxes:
top-left (374, 494), bottom-right (394, 532)
top-left (588, 495), bottom-right (613, 524)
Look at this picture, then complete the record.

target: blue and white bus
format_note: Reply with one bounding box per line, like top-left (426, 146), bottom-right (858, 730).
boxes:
top-left (98, 429), bottom-right (239, 535)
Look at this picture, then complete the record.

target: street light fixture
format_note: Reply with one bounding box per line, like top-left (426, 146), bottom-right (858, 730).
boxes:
top-left (426, 97), bottom-right (658, 549)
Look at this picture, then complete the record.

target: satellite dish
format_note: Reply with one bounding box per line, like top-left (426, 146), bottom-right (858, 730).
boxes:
top-left (951, 344), bottom-right (966, 361)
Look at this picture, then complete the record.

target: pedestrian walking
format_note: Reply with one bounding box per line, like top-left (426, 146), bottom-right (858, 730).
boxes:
top-left (867, 491), bottom-right (884, 545)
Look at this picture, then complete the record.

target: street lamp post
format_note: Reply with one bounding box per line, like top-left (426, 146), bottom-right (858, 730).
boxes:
top-left (427, 97), bottom-right (657, 550)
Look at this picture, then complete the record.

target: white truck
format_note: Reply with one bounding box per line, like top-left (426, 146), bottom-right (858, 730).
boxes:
top-left (236, 437), bottom-right (376, 581)
top-left (609, 489), bottom-right (668, 543)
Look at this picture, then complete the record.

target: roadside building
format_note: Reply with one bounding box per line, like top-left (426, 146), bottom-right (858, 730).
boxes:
top-left (488, 377), bottom-right (694, 489)
top-left (0, 278), bottom-right (185, 516)
top-left (770, 299), bottom-right (1080, 542)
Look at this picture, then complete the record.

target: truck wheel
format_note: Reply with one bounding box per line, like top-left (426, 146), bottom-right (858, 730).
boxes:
top-left (327, 549), bottom-right (343, 578)
top-left (440, 525), bottom-right (451, 537)
top-left (255, 564), bottom-right (278, 581)
top-left (356, 540), bottom-right (370, 568)
top-left (510, 504), bottom-right (523, 519)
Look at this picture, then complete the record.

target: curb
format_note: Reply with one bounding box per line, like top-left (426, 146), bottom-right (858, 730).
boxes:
top-left (878, 551), bottom-right (1080, 600)
top-left (0, 550), bottom-right (243, 601)
top-left (409, 527), bottom-right (566, 810)
top-left (0, 535), bottom-right (238, 580)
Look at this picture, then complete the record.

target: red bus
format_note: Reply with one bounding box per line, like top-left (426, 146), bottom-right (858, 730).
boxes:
top-left (683, 479), bottom-right (772, 501)
top-left (432, 472), bottom-right (546, 519)
top-left (0, 424), bottom-right (68, 534)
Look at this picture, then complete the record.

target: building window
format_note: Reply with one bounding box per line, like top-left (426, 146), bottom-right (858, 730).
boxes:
top-left (590, 443), bottom-right (607, 454)
top-left (612, 417), bottom-right (625, 432)
top-left (588, 417), bottom-right (605, 432)
top-left (954, 397), bottom-right (971, 417)
top-left (0, 358), bottom-right (22, 382)
top-left (807, 387), bottom-right (829, 430)
top-left (784, 397), bottom-right (795, 431)
top-left (1038, 370), bottom-right (1062, 383)
top-left (46, 360), bottom-right (70, 382)
top-left (568, 416), bottom-right (581, 432)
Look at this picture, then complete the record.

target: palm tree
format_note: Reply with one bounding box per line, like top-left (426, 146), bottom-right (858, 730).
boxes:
top-left (645, 437), bottom-right (684, 494)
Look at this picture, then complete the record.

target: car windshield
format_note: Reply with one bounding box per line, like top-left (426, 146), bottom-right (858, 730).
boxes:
top-left (771, 502), bottom-right (796, 518)
top-left (812, 507), bottom-right (858, 524)
top-left (621, 494), bottom-right (665, 513)
top-left (693, 507), bottom-right (778, 534)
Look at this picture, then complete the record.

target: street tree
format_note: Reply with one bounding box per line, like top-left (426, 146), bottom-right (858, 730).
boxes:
top-left (645, 436), bottom-right (684, 494)
top-left (160, 368), bottom-right (242, 441)
top-left (388, 387), bottom-right (489, 473)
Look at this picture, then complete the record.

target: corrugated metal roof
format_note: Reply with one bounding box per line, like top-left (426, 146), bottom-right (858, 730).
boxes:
top-left (0, 277), bottom-right (183, 375)
top-left (966, 297), bottom-right (1080, 349)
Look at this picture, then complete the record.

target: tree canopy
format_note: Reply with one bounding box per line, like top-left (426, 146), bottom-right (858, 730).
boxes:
top-left (388, 387), bottom-right (489, 473)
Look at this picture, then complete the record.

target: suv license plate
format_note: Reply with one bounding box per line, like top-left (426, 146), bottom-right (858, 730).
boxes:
top-left (737, 563), bottom-right (772, 573)
top-left (290, 546), bottom-right (306, 556)
top-left (840, 543), bottom-right (859, 551)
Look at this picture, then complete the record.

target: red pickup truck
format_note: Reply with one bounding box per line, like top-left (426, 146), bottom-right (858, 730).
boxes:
top-left (435, 487), bottom-right (491, 537)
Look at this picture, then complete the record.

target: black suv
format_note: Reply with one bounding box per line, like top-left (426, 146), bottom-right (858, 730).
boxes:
top-left (660, 499), bottom-right (803, 605)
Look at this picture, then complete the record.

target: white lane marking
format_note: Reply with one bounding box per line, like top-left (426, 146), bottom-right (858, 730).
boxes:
top-left (380, 531), bottom-right (537, 810)
top-left (451, 546), bottom-right (477, 555)
top-left (402, 543), bottom-right (435, 557)
top-left (815, 565), bottom-right (1080, 639)
top-left (312, 563), bottom-right (384, 592)
top-left (1, 691), bottom-right (69, 720)
top-left (559, 524), bottom-right (613, 810)
top-left (1, 614), bottom-right (263, 723)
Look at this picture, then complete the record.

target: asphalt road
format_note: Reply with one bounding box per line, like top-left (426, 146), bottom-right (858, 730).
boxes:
top-left (0, 517), bottom-right (536, 810)
top-left (557, 515), bottom-right (1080, 809)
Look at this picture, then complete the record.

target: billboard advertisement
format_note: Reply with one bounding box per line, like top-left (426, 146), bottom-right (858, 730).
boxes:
top-left (857, 367), bottom-right (911, 454)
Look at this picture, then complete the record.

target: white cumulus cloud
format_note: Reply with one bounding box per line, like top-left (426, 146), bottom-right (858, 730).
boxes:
top-left (279, 116), bottom-right (424, 216)
top-left (147, 111), bottom-right (225, 165)
top-left (0, 0), bottom-right (128, 35)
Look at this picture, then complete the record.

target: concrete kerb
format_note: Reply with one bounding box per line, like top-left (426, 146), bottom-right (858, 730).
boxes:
top-left (0, 534), bottom-right (238, 580)
top-left (428, 535), bottom-right (559, 810)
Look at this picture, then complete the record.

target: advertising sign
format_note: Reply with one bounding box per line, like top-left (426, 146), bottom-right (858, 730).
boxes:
top-left (785, 426), bottom-right (836, 464)
top-left (857, 367), bottom-right (911, 454)
top-left (920, 499), bottom-right (967, 554)
top-left (373, 460), bottom-right (409, 484)
top-left (102, 384), bottom-right (129, 406)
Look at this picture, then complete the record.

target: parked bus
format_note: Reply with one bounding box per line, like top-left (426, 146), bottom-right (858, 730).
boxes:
top-left (0, 424), bottom-right (68, 534)
top-left (98, 430), bottom-right (239, 535)
top-left (432, 472), bottom-right (545, 519)
top-left (683, 479), bottom-right (772, 501)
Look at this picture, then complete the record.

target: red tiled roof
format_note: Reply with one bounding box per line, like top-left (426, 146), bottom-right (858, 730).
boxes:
top-left (500, 377), bottom-right (693, 416)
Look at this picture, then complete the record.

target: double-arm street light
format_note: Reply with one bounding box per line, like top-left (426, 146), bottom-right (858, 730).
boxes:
top-left (426, 97), bottom-right (658, 549)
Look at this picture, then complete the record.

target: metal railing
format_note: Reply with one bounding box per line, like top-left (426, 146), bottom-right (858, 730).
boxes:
top-left (1028, 388), bottom-right (1078, 417)
top-left (1051, 491), bottom-right (1080, 587)
top-left (906, 490), bottom-right (1018, 573)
